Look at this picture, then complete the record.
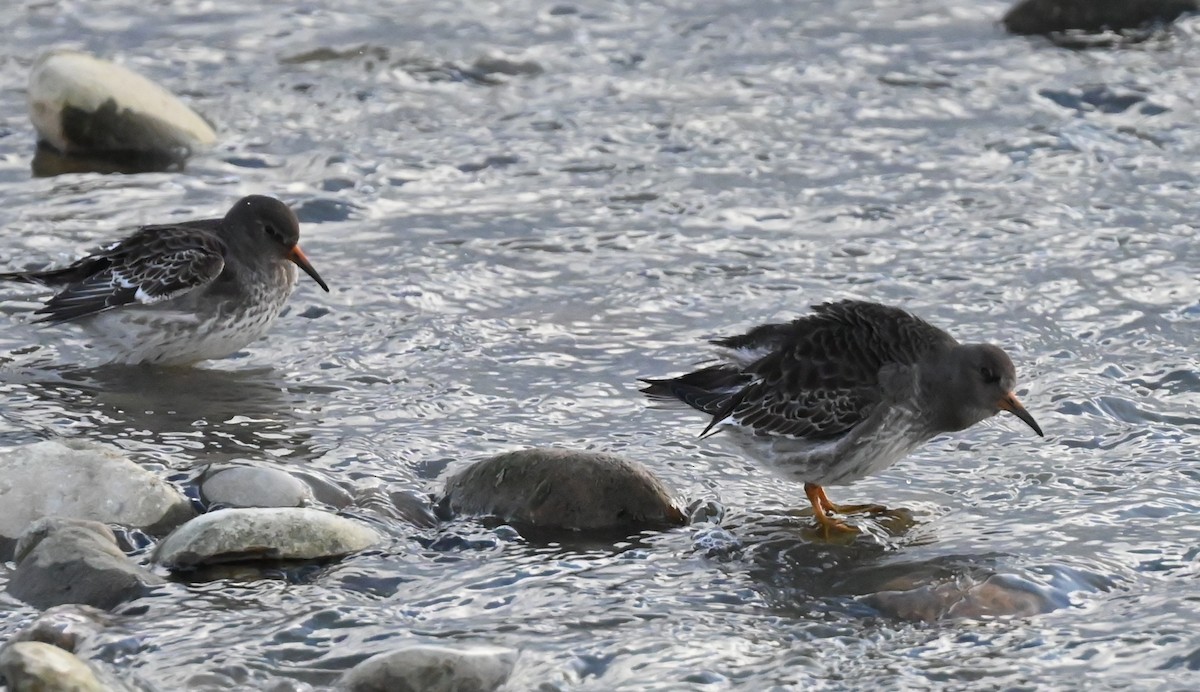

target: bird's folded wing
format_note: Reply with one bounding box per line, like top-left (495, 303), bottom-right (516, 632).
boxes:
top-left (34, 231), bottom-right (226, 323)
top-left (726, 380), bottom-right (877, 439)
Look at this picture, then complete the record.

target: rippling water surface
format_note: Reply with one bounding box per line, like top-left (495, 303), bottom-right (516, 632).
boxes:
top-left (1, 0), bottom-right (1199, 689)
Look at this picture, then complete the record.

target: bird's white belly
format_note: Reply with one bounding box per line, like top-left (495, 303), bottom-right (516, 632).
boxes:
top-left (81, 284), bottom-right (292, 366)
top-left (723, 405), bottom-right (930, 486)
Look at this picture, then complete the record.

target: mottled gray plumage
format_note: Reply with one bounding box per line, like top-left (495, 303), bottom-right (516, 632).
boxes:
top-left (0, 195), bottom-right (329, 365)
top-left (641, 300), bottom-right (1043, 536)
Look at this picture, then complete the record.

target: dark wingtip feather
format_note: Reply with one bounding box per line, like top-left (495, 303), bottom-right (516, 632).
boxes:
top-left (638, 377), bottom-right (680, 400)
top-left (0, 271), bottom-right (47, 286)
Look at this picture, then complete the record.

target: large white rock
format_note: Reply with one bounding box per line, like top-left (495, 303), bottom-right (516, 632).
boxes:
top-left (339, 644), bottom-right (517, 692)
top-left (28, 49), bottom-right (216, 159)
top-left (153, 507), bottom-right (381, 570)
top-left (0, 642), bottom-right (108, 692)
top-left (0, 439), bottom-right (194, 543)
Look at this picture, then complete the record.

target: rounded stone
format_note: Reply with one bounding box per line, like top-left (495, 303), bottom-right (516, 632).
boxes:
top-left (440, 448), bottom-right (686, 531)
top-left (339, 644), bottom-right (516, 692)
top-left (8, 517), bottom-right (164, 611)
top-left (0, 642), bottom-right (107, 692)
top-left (0, 439), bottom-right (195, 550)
top-left (200, 466), bottom-right (313, 509)
top-left (28, 49), bottom-right (216, 160)
top-left (864, 572), bottom-right (1060, 622)
top-left (152, 507), bottom-right (381, 570)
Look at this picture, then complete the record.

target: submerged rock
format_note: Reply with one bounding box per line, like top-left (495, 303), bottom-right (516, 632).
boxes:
top-left (8, 517), bottom-right (164, 610)
top-left (863, 571), bottom-right (1060, 622)
top-left (440, 448), bottom-right (687, 532)
top-left (8, 604), bottom-right (115, 654)
top-left (354, 485), bottom-right (439, 529)
top-left (0, 642), bottom-right (107, 692)
top-left (0, 439), bottom-right (195, 558)
top-left (27, 49), bottom-right (216, 167)
top-left (1002, 0), bottom-right (1198, 35)
top-left (338, 644), bottom-right (517, 692)
top-left (199, 465), bottom-right (313, 509)
top-left (152, 507), bottom-right (381, 570)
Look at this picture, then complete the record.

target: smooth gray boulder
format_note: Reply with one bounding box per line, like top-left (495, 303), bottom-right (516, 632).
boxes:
top-left (28, 49), bottom-right (216, 162)
top-left (1003, 0), bottom-right (1197, 35)
top-left (8, 518), bottom-right (163, 611)
top-left (0, 440), bottom-right (195, 555)
top-left (200, 466), bottom-right (313, 509)
top-left (440, 448), bottom-right (687, 531)
top-left (0, 642), bottom-right (108, 692)
top-left (153, 507), bottom-right (381, 570)
top-left (339, 644), bottom-right (516, 692)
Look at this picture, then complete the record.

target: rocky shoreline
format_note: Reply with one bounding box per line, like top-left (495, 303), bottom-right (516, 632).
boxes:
top-left (0, 439), bottom-right (1075, 690)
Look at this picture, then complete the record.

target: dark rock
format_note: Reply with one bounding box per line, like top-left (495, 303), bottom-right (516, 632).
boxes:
top-left (1003, 0), bottom-right (1198, 35)
top-left (200, 466), bottom-right (313, 509)
top-left (471, 54), bottom-right (544, 77)
top-left (338, 644), bottom-right (516, 692)
top-left (439, 448), bottom-right (687, 532)
top-left (0, 440), bottom-right (195, 560)
top-left (7, 517), bottom-right (164, 611)
top-left (153, 507), bottom-right (381, 570)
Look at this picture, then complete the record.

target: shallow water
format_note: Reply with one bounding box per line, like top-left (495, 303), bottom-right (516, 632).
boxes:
top-left (1, 0), bottom-right (1199, 689)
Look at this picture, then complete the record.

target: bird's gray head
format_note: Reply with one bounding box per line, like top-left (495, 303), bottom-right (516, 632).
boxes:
top-left (924, 343), bottom-right (1042, 437)
top-left (225, 195), bottom-right (329, 292)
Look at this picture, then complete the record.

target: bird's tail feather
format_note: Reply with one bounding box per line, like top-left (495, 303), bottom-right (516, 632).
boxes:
top-left (639, 364), bottom-right (754, 436)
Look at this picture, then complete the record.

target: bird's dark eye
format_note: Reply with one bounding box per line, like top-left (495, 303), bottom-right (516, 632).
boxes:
top-left (980, 367), bottom-right (1000, 384)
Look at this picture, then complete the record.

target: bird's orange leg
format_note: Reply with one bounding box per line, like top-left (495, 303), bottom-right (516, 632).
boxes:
top-left (804, 483), bottom-right (857, 537)
top-left (813, 485), bottom-right (888, 515)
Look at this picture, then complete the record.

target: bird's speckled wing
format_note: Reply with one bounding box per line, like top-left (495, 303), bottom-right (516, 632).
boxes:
top-left (31, 224), bottom-right (227, 324)
top-left (643, 301), bottom-right (957, 439)
top-left (724, 301), bottom-right (957, 438)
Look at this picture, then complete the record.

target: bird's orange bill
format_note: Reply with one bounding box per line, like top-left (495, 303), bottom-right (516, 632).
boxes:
top-left (998, 392), bottom-right (1043, 437)
top-left (288, 246), bottom-right (330, 292)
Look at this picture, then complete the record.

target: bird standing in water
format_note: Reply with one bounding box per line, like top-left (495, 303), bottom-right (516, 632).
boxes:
top-left (0, 195), bottom-right (329, 366)
top-left (641, 300), bottom-right (1043, 537)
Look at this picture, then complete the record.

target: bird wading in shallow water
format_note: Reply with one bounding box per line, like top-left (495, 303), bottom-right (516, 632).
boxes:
top-left (641, 300), bottom-right (1043, 537)
top-left (0, 195), bottom-right (329, 366)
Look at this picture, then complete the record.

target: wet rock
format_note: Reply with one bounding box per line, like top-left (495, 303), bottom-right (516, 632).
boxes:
top-left (200, 466), bottom-right (313, 509)
top-left (153, 507), bottom-right (381, 570)
top-left (864, 572), bottom-right (1059, 622)
top-left (290, 469), bottom-right (356, 509)
top-left (8, 604), bottom-right (115, 653)
top-left (354, 485), bottom-right (438, 529)
top-left (0, 439), bottom-right (195, 559)
top-left (1002, 0), bottom-right (1197, 35)
top-left (471, 54), bottom-right (544, 78)
top-left (439, 448), bottom-right (687, 532)
top-left (338, 644), bottom-right (516, 692)
top-left (27, 49), bottom-right (216, 166)
top-left (0, 642), bottom-right (107, 692)
top-left (8, 517), bottom-right (164, 610)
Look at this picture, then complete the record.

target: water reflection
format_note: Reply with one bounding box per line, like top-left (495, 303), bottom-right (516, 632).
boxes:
top-left (0, 363), bottom-right (335, 465)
